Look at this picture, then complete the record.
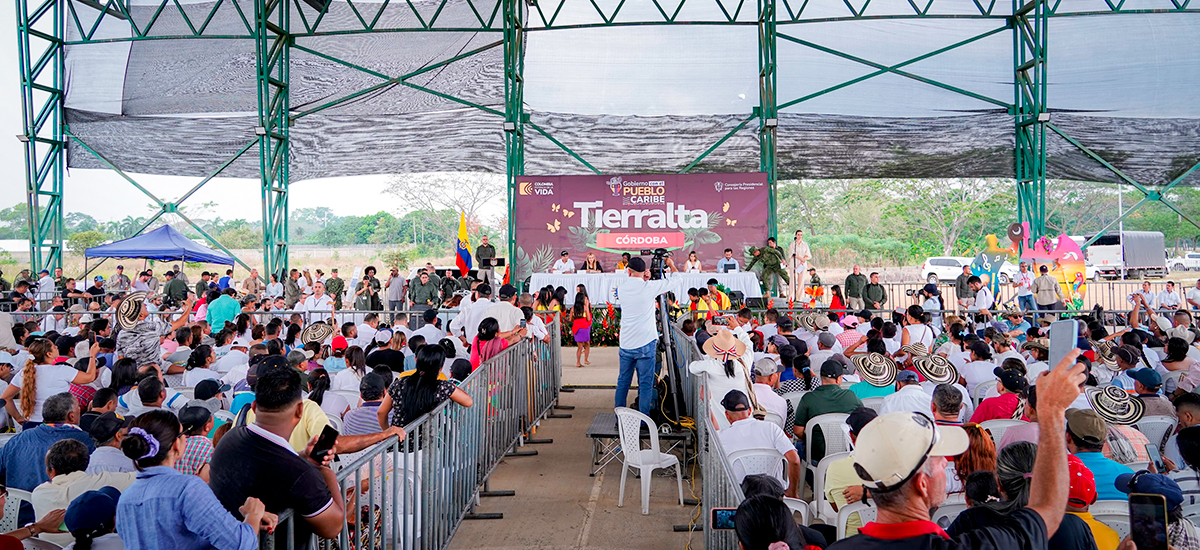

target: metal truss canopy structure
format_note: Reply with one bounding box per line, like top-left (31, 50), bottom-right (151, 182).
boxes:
top-left (17, 0), bottom-right (1200, 275)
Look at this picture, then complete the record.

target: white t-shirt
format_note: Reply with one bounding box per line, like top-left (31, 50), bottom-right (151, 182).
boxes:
top-left (752, 382), bottom-right (789, 430)
top-left (1187, 287), bottom-right (1200, 307)
top-left (1016, 271), bottom-right (1035, 297)
top-left (995, 349), bottom-right (1026, 368)
top-left (63, 532), bottom-right (125, 550)
top-left (758, 323), bottom-right (778, 340)
top-left (183, 368), bottom-right (220, 387)
top-left (880, 384), bottom-right (934, 415)
top-left (11, 364), bottom-right (80, 422)
top-left (412, 324), bottom-right (448, 347)
top-left (959, 360), bottom-right (997, 393)
top-left (483, 301), bottom-right (525, 332)
top-left (212, 349), bottom-right (248, 374)
top-left (615, 276), bottom-right (674, 350)
top-left (684, 260), bottom-right (702, 273)
top-left (972, 287), bottom-right (994, 311)
top-left (719, 417), bottom-right (795, 486)
top-left (357, 324), bottom-right (378, 348)
top-left (904, 324), bottom-right (936, 349)
top-left (550, 258), bottom-right (576, 274)
top-left (332, 368), bottom-right (363, 393)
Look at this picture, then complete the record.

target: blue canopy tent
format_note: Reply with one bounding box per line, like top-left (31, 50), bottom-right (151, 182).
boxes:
top-left (85, 225), bottom-right (234, 265)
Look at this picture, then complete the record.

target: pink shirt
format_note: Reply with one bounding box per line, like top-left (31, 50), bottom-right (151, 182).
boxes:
top-left (470, 337), bottom-right (509, 369)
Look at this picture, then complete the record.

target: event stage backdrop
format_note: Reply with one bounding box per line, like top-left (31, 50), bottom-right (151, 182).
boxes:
top-left (513, 173), bottom-right (770, 281)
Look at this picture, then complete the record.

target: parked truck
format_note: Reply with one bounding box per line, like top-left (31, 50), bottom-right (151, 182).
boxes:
top-left (1169, 252), bottom-right (1200, 272)
top-left (1074, 231), bottom-right (1168, 280)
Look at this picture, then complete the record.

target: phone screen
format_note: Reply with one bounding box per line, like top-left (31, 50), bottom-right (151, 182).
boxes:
top-left (1048, 319), bottom-right (1079, 368)
top-left (310, 425), bottom-right (340, 462)
top-left (1146, 444), bottom-right (1164, 472)
top-left (520, 318), bottom-right (527, 328)
top-left (710, 508), bottom-right (736, 530)
top-left (1130, 493), bottom-right (1170, 550)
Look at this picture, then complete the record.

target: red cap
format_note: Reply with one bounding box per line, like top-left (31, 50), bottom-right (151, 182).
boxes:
top-left (331, 336), bottom-right (348, 351)
top-left (1067, 454), bottom-right (1096, 507)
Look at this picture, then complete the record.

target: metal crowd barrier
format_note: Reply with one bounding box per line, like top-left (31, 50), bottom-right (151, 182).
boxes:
top-left (695, 375), bottom-right (745, 550)
top-left (260, 319), bottom-right (562, 550)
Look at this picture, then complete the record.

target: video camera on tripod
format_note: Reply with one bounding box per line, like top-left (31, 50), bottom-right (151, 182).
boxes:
top-left (640, 248), bottom-right (671, 280)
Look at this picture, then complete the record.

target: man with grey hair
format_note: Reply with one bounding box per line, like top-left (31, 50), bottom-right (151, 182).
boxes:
top-left (930, 383), bottom-right (965, 425)
top-left (0, 393), bottom-right (95, 523)
top-left (830, 353), bottom-right (1083, 549)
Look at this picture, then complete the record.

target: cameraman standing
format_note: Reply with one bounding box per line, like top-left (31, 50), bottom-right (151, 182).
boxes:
top-left (615, 255), bottom-right (677, 415)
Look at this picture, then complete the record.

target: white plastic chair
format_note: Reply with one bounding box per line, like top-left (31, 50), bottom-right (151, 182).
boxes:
top-left (326, 414), bottom-right (343, 432)
top-left (972, 379), bottom-right (997, 407)
top-left (614, 407), bottom-right (684, 515)
top-left (1135, 415), bottom-right (1179, 452)
top-left (861, 397), bottom-right (885, 413)
top-left (932, 494), bottom-right (968, 529)
top-left (0, 488), bottom-right (32, 532)
top-left (762, 410), bottom-right (786, 431)
top-left (783, 497), bottom-right (810, 526)
top-left (214, 410), bottom-right (236, 424)
top-left (1092, 498), bottom-right (1132, 536)
top-left (173, 386), bottom-right (195, 400)
top-left (332, 390), bottom-right (362, 410)
top-left (809, 451), bottom-right (851, 524)
top-left (0, 433), bottom-right (16, 449)
top-left (836, 501), bottom-right (876, 540)
top-left (1165, 370), bottom-right (1187, 389)
top-left (1128, 461), bottom-right (1151, 472)
top-left (804, 413), bottom-right (851, 485)
top-left (727, 447), bottom-right (787, 485)
top-left (22, 539), bottom-right (62, 550)
top-left (979, 419), bottom-right (1026, 448)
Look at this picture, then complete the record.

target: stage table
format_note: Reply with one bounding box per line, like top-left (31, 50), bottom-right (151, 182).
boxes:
top-left (529, 272), bottom-right (762, 306)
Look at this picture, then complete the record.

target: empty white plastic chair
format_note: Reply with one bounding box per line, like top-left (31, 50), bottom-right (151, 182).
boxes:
top-left (332, 390), bottom-right (362, 410)
top-left (809, 451), bottom-right (851, 524)
top-left (780, 391), bottom-right (806, 432)
top-left (614, 407), bottom-right (684, 515)
top-left (861, 397), bottom-right (885, 413)
top-left (783, 497), bottom-right (810, 526)
top-left (728, 447), bottom-right (786, 486)
top-left (836, 501), bottom-right (876, 540)
top-left (1136, 416), bottom-right (1179, 452)
top-left (214, 410), bottom-right (236, 424)
top-left (932, 498), bottom-right (968, 529)
top-left (979, 419), bottom-right (1026, 448)
top-left (763, 410), bottom-right (786, 431)
top-left (1092, 498), bottom-right (1132, 537)
top-left (804, 413), bottom-right (850, 483)
top-left (326, 414), bottom-right (343, 432)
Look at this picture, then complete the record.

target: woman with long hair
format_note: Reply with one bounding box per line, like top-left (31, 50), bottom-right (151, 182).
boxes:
top-left (949, 423), bottom-right (997, 493)
top-left (900, 304), bottom-right (935, 350)
top-left (107, 357), bottom-right (140, 396)
top-left (116, 410), bottom-right (271, 550)
top-left (307, 368), bottom-right (350, 418)
top-left (733, 495), bottom-right (813, 550)
top-left (550, 287), bottom-right (568, 313)
top-left (1, 338), bottom-right (97, 428)
top-left (377, 346), bottom-right (472, 428)
top-left (235, 314), bottom-right (252, 340)
top-left (332, 346), bottom-right (368, 392)
top-left (471, 317), bottom-right (521, 369)
top-left (571, 294), bottom-right (592, 368)
top-left (534, 287), bottom-right (557, 323)
top-left (946, 442), bottom-right (1097, 550)
top-left (267, 273), bottom-right (284, 298)
top-left (683, 251), bottom-right (702, 273)
top-left (182, 345), bottom-right (218, 387)
top-left (829, 284), bottom-right (846, 318)
top-left (283, 323), bottom-right (301, 350)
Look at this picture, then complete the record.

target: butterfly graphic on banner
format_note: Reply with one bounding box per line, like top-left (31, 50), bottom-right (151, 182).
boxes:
top-left (546, 220), bottom-right (561, 233)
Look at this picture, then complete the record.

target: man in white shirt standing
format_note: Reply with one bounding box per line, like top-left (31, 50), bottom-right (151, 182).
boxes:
top-left (1014, 261), bottom-right (1036, 313)
top-left (967, 276), bottom-right (994, 319)
top-left (615, 256), bottom-right (676, 415)
top-left (35, 269), bottom-right (56, 310)
top-left (1159, 281), bottom-right (1183, 311)
top-left (449, 284), bottom-right (494, 343)
top-left (300, 281), bottom-right (335, 324)
top-left (484, 284), bottom-right (525, 333)
top-left (550, 251), bottom-right (576, 274)
top-left (879, 370), bottom-right (933, 415)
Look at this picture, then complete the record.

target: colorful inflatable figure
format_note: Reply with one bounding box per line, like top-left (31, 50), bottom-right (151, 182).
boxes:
top-left (976, 222), bottom-right (1088, 311)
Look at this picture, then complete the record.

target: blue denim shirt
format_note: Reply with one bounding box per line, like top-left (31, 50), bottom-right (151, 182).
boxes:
top-left (116, 466), bottom-right (259, 550)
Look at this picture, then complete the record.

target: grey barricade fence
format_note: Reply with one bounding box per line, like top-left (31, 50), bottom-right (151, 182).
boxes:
top-left (695, 374), bottom-right (745, 550)
top-left (670, 324), bottom-right (701, 426)
top-left (260, 319), bottom-right (562, 550)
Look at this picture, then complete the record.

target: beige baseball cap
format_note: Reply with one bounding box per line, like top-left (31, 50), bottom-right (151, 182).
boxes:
top-left (852, 411), bottom-right (969, 492)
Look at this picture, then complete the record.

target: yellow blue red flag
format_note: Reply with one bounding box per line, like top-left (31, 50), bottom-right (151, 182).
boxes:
top-left (455, 212), bottom-right (472, 276)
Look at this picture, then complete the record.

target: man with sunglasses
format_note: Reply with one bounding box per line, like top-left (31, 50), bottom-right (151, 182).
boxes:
top-left (829, 350), bottom-right (1085, 550)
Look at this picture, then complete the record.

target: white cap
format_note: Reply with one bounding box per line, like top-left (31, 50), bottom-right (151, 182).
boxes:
top-left (0, 351), bottom-right (13, 367)
top-left (852, 411), bottom-right (969, 492)
top-left (231, 337), bottom-right (252, 348)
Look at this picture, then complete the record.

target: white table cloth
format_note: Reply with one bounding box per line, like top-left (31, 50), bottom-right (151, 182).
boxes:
top-left (530, 272), bottom-right (762, 306)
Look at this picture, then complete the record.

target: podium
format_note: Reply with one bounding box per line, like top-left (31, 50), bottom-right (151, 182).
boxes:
top-left (478, 258), bottom-right (504, 286)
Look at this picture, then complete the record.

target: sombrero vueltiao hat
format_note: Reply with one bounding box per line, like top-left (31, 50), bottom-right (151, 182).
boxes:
top-left (851, 353), bottom-right (898, 387)
top-left (1022, 338), bottom-right (1048, 352)
top-left (299, 321), bottom-right (335, 345)
top-left (898, 343), bottom-right (930, 357)
top-left (1089, 339), bottom-right (1120, 372)
top-left (1086, 385), bottom-right (1144, 426)
top-left (796, 313), bottom-right (816, 332)
top-left (912, 354), bottom-right (958, 385)
top-left (702, 329), bottom-right (747, 362)
top-left (115, 291), bottom-right (148, 331)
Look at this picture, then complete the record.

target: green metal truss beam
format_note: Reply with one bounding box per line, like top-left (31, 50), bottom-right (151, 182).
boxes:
top-left (257, 0), bottom-right (290, 279)
top-left (18, 0), bottom-right (65, 273)
top-left (504, 0), bottom-right (526, 282)
top-left (758, 0), bottom-right (779, 238)
top-left (1013, 0), bottom-right (1048, 241)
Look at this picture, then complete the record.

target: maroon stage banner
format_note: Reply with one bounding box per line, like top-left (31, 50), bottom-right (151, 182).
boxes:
top-left (513, 173), bottom-right (770, 281)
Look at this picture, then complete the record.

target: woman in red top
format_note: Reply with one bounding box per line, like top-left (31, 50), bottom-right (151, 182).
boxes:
top-left (970, 366), bottom-right (1029, 423)
top-left (571, 293), bottom-right (592, 367)
top-left (829, 284), bottom-right (846, 319)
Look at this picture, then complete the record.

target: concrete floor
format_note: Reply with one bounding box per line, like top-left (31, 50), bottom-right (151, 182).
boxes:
top-left (448, 346), bottom-right (700, 550)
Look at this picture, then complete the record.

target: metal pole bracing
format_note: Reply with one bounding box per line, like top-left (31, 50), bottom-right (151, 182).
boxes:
top-left (17, 0), bottom-right (65, 273)
top-left (1013, 0), bottom-right (1048, 240)
top-left (504, 0), bottom-right (525, 285)
top-left (256, 0), bottom-right (290, 279)
top-left (759, 0), bottom-right (779, 238)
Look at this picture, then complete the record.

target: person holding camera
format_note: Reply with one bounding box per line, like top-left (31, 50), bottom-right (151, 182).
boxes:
top-left (614, 255), bottom-right (677, 415)
top-left (912, 283), bottom-right (944, 330)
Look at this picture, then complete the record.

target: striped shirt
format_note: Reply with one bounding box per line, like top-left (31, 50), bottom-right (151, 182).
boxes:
top-left (1170, 467), bottom-right (1200, 507)
top-left (342, 401), bottom-right (383, 436)
top-left (175, 435), bottom-right (214, 476)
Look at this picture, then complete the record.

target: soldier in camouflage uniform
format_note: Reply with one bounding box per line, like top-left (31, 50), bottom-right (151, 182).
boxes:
top-left (745, 239), bottom-right (789, 298)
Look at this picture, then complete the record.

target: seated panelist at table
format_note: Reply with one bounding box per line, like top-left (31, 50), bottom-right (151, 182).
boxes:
top-left (550, 251), bottom-right (577, 274)
top-left (715, 248), bottom-right (739, 273)
top-left (582, 252), bottom-right (603, 273)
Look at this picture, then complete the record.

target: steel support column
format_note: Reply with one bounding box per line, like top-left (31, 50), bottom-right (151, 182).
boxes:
top-left (256, 0), bottom-right (290, 280)
top-left (504, 0), bottom-right (526, 283)
top-left (17, 0), bottom-right (65, 273)
top-left (1013, 0), bottom-right (1048, 240)
top-left (759, 0), bottom-right (779, 238)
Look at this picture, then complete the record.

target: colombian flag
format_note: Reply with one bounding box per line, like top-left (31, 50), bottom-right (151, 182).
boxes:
top-left (455, 211), bottom-right (473, 277)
